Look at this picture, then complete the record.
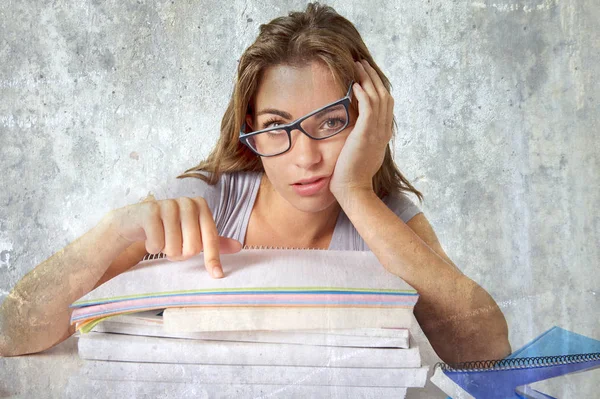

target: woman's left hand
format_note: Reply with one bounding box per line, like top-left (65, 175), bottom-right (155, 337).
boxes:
top-left (329, 59), bottom-right (394, 199)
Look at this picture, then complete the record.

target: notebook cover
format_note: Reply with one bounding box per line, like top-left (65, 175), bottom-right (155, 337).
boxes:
top-left (439, 326), bottom-right (600, 399)
top-left (515, 358), bottom-right (600, 398)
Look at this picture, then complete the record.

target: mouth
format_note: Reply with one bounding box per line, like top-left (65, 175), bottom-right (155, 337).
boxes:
top-left (292, 176), bottom-right (329, 185)
top-left (290, 176), bottom-right (330, 196)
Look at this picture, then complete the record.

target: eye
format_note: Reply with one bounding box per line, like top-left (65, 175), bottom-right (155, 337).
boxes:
top-left (262, 118), bottom-right (284, 129)
top-left (321, 117), bottom-right (345, 129)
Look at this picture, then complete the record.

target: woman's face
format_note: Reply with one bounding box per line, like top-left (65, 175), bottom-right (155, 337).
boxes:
top-left (246, 61), bottom-right (356, 213)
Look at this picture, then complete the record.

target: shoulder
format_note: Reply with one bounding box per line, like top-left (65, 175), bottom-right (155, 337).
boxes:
top-left (333, 190), bottom-right (423, 251)
top-left (383, 193), bottom-right (460, 272)
top-left (223, 170), bottom-right (263, 192)
top-left (382, 191), bottom-right (423, 223)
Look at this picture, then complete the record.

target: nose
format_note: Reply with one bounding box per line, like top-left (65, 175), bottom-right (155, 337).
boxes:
top-left (288, 128), bottom-right (322, 167)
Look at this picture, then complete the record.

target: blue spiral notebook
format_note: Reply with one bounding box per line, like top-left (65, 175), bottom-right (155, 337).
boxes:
top-left (431, 326), bottom-right (600, 399)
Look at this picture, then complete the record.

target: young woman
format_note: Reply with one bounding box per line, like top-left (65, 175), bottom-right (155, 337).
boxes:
top-left (0, 2), bottom-right (510, 364)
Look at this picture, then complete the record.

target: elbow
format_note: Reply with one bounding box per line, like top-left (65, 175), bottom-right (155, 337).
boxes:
top-left (441, 306), bottom-right (512, 365)
top-left (475, 318), bottom-right (512, 361)
top-left (0, 324), bottom-right (67, 357)
top-left (0, 332), bottom-right (17, 358)
top-left (492, 325), bottom-right (512, 359)
top-left (0, 312), bottom-right (12, 357)
top-left (496, 308), bottom-right (511, 357)
top-left (0, 304), bottom-right (21, 357)
top-left (0, 327), bottom-right (23, 357)
top-left (488, 304), bottom-right (512, 359)
top-left (0, 292), bottom-right (74, 357)
top-left (0, 311), bottom-right (40, 357)
top-left (467, 306), bottom-right (512, 362)
top-left (466, 310), bottom-right (512, 363)
top-left (497, 338), bottom-right (512, 359)
top-left (0, 333), bottom-right (47, 357)
top-left (0, 345), bottom-right (16, 358)
top-left (463, 279), bottom-right (512, 361)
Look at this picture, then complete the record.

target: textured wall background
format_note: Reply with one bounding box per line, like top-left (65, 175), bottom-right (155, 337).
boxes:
top-left (1, 0), bottom-right (598, 397)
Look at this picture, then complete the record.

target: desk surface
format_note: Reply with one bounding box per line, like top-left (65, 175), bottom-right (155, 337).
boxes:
top-left (0, 326), bottom-right (448, 399)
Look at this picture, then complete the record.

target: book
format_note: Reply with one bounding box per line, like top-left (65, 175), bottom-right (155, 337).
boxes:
top-left (162, 305), bottom-right (413, 332)
top-left (430, 326), bottom-right (600, 399)
top-left (77, 331), bottom-right (422, 368)
top-left (70, 249), bottom-right (419, 333)
top-left (65, 378), bottom-right (409, 399)
top-left (76, 359), bottom-right (429, 387)
top-left (88, 309), bottom-right (411, 348)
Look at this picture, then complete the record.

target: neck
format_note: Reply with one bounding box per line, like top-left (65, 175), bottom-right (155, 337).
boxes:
top-left (256, 173), bottom-right (341, 247)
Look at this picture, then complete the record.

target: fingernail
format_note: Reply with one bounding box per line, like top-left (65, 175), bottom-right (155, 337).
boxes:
top-left (212, 266), bottom-right (224, 278)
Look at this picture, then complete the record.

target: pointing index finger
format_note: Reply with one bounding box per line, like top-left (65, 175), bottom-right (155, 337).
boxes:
top-left (196, 199), bottom-right (223, 278)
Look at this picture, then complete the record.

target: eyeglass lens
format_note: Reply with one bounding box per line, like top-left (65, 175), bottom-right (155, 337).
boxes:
top-left (247, 103), bottom-right (348, 156)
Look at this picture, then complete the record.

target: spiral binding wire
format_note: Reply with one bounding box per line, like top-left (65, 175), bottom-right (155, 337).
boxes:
top-left (435, 352), bottom-right (600, 372)
top-left (141, 246), bottom-right (326, 261)
top-left (141, 252), bottom-right (168, 261)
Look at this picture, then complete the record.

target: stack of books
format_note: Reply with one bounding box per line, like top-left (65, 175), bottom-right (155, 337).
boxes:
top-left (65, 249), bottom-right (429, 398)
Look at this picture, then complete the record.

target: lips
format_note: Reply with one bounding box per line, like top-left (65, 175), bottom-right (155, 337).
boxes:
top-left (291, 175), bottom-right (330, 196)
top-left (293, 176), bottom-right (328, 185)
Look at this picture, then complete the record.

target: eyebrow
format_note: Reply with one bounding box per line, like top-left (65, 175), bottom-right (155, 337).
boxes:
top-left (256, 109), bottom-right (293, 119)
top-left (256, 103), bottom-right (339, 121)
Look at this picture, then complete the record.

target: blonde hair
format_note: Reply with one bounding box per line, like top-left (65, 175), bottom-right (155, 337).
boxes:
top-left (177, 2), bottom-right (423, 203)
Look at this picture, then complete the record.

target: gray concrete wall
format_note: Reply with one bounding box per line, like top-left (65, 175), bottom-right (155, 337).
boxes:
top-left (1, 0), bottom-right (598, 397)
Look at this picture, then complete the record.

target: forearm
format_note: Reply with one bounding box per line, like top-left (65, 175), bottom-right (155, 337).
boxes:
top-left (337, 189), bottom-right (511, 363)
top-left (0, 213), bottom-right (131, 356)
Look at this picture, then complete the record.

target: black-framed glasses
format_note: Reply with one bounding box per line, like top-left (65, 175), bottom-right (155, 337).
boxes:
top-left (239, 81), bottom-right (355, 157)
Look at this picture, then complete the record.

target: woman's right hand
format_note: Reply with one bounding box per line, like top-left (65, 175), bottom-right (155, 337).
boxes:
top-left (104, 195), bottom-right (241, 278)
